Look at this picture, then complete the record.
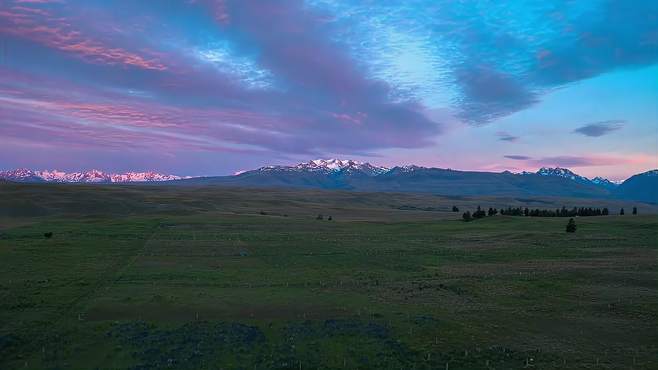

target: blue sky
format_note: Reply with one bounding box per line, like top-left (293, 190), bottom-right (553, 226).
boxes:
top-left (0, 0), bottom-right (656, 180)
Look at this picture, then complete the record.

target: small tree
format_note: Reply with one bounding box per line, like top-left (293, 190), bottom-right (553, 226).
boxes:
top-left (619, 208), bottom-right (625, 216)
top-left (452, 206), bottom-right (459, 212)
top-left (602, 208), bottom-right (609, 215)
top-left (44, 232), bottom-right (53, 239)
top-left (632, 207), bottom-right (637, 215)
top-left (566, 218), bottom-right (576, 233)
top-left (316, 214), bottom-right (324, 220)
top-left (327, 215), bottom-right (333, 221)
top-left (462, 211), bottom-right (472, 222)
top-left (472, 206), bottom-right (486, 219)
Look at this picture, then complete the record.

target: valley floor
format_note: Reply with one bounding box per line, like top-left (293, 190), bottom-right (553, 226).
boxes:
top-left (0, 184), bottom-right (656, 369)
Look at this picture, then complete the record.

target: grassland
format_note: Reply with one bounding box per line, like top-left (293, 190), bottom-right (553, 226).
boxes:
top-left (0, 182), bottom-right (657, 369)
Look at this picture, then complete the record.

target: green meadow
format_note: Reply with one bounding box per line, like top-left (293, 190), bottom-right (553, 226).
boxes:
top-left (1, 183), bottom-right (656, 369)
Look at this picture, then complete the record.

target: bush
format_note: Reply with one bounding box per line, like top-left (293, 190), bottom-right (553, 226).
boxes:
top-left (452, 206), bottom-right (459, 212)
top-left (44, 232), bottom-right (53, 239)
top-left (316, 214), bottom-right (324, 220)
top-left (472, 206), bottom-right (486, 219)
top-left (462, 211), bottom-right (472, 222)
top-left (565, 218), bottom-right (576, 233)
top-left (327, 216), bottom-right (333, 221)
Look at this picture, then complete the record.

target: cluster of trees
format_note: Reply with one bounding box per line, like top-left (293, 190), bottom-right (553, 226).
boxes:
top-left (499, 206), bottom-right (611, 217)
top-left (460, 205), bottom-right (638, 222)
top-left (462, 206), bottom-right (487, 221)
top-left (316, 214), bottom-right (333, 221)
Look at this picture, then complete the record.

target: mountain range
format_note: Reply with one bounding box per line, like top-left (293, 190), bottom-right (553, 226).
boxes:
top-left (0, 169), bottom-right (187, 183)
top-left (2, 159), bottom-right (656, 203)
top-left (179, 159), bottom-right (656, 203)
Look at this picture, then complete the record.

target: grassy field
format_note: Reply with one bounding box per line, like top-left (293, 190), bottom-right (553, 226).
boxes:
top-left (0, 183), bottom-right (657, 369)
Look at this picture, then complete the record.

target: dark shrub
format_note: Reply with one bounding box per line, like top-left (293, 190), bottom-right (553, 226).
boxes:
top-left (44, 232), bottom-right (53, 239)
top-left (566, 218), bottom-right (576, 233)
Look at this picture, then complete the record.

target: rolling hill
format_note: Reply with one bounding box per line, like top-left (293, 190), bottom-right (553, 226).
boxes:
top-left (614, 169), bottom-right (658, 203)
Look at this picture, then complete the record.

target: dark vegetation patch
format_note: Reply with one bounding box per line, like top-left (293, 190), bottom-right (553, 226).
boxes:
top-left (108, 321), bottom-right (265, 369)
top-left (106, 319), bottom-right (558, 369)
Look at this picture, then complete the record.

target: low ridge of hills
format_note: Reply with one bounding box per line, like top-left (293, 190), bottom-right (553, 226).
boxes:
top-left (2, 159), bottom-right (655, 203)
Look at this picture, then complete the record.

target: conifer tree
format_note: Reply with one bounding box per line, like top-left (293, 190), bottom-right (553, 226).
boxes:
top-left (566, 218), bottom-right (576, 233)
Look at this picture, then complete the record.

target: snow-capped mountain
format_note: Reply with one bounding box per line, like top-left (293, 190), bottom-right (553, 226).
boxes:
top-left (534, 167), bottom-right (617, 188)
top-left (252, 159), bottom-right (389, 177)
top-left (0, 169), bottom-right (187, 183)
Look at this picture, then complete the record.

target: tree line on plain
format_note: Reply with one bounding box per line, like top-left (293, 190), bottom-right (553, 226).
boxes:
top-left (453, 206), bottom-right (637, 222)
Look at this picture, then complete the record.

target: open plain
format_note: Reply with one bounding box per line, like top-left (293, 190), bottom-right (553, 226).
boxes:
top-left (1, 182), bottom-right (657, 369)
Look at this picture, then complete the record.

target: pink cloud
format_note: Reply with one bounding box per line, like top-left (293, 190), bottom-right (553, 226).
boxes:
top-left (0, 4), bottom-right (166, 70)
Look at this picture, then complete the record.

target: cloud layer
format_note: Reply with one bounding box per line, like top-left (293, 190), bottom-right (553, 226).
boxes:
top-left (0, 0), bottom-right (440, 158)
top-left (1, 0), bottom-right (656, 175)
top-left (505, 154), bottom-right (643, 168)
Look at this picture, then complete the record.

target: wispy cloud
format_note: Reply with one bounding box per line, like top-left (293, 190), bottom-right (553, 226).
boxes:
top-left (504, 155), bottom-right (531, 160)
top-left (496, 131), bottom-right (519, 142)
top-left (573, 120), bottom-right (625, 137)
top-left (0, 4), bottom-right (166, 70)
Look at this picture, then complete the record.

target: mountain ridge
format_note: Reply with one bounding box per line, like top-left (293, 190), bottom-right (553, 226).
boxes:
top-left (167, 159), bottom-right (638, 200)
top-left (2, 160), bottom-right (655, 203)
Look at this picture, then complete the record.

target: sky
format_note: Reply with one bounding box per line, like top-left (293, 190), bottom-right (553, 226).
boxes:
top-left (0, 0), bottom-right (656, 181)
